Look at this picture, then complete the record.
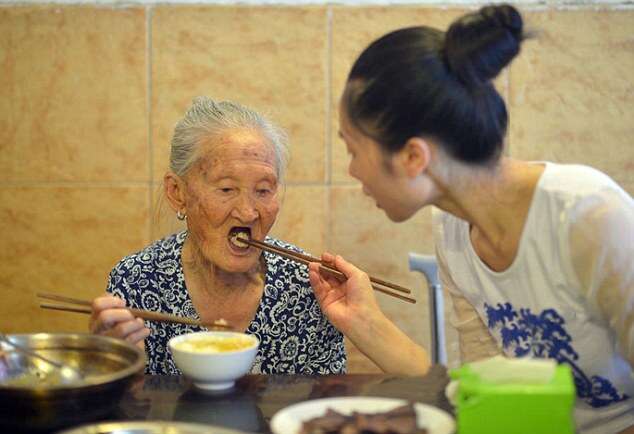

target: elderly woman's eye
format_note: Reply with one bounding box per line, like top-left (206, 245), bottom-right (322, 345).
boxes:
top-left (219, 188), bottom-right (235, 194)
top-left (256, 189), bottom-right (272, 196)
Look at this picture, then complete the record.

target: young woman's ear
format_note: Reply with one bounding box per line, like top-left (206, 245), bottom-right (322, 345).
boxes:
top-left (400, 137), bottom-right (432, 178)
top-left (164, 172), bottom-right (187, 213)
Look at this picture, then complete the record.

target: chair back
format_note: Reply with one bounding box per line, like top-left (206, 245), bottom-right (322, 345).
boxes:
top-left (408, 253), bottom-right (447, 366)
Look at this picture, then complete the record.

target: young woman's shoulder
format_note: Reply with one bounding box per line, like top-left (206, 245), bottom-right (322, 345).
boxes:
top-left (539, 163), bottom-right (626, 197)
top-left (537, 163), bottom-right (631, 222)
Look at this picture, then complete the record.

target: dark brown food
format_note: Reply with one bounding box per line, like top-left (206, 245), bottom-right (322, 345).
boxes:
top-left (299, 403), bottom-right (428, 434)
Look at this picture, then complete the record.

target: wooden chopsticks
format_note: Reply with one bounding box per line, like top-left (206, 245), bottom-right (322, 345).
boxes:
top-left (242, 238), bottom-right (417, 304)
top-left (36, 292), bottom-right (232, 330)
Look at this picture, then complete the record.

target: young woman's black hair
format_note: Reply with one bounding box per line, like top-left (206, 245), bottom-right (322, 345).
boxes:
top-left (343, 4), bottom-right (525, 165)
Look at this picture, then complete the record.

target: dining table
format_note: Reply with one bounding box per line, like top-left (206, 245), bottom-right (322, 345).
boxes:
top-left (22, 365), bottom-right (454, 433)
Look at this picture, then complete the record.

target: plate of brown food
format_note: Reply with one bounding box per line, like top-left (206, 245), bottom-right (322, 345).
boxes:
top-left (270, 396), bottom-right (455, 434)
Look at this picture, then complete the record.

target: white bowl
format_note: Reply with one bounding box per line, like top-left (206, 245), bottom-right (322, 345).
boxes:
top-left (168, 331), bottom-right (259, 391)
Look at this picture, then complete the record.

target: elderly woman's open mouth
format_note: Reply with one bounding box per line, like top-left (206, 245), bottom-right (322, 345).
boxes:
top-left (228, 227), bottom-right (251, 251)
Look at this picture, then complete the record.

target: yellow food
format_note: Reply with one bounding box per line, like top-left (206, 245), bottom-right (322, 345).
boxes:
top-left (174, 335), bottom-right (255, 353)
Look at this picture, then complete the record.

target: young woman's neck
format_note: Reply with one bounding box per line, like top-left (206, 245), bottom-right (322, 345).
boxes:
top-left (182, 237), bottom-right (263, 296)
top-left (431, 157), bottom-right (542, 251)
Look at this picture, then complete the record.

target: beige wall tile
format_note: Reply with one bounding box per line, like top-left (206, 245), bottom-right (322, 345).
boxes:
top-left (152, 6), bottom-right (328, 184)
top-left (329, 185), bottom-right (435, 371)
top-left (330, 7), bottom-right (470, 184)
top-left (269, 185), bottom-right (326, 256)
top-left (509, 10), bottom-right (634, 185)
top-left (150, 181), bottom-right (187, 242)
top-left (0, 186), bottom-right (150, 333)
top-left (0, 7), bottom-right (148, 183)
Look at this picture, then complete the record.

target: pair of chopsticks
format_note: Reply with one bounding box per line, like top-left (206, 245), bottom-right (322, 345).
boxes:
top-left (37, 292), bottom-right (233, 330)
top-left (242, 238), bottom-right (416, 304)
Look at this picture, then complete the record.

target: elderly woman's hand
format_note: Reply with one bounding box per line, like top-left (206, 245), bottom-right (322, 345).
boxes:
top-left (89, 294), bottom-right (150, 351)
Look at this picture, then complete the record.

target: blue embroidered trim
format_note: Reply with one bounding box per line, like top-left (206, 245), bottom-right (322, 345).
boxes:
top-left (485, 302), bottom-right (629, 408)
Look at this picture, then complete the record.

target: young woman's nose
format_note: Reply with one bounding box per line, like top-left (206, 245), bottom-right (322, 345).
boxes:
top-left (231, 193), bottom-right (259, 222)
top-left (348, 161), bottom-right (363, 183)
top-left (348, 163), bottom-right (356, 179)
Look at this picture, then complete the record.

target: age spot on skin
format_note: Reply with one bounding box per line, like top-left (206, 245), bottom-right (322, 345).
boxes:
top-left (240, 148), bottom-right (264, 159)
top-left (198, 158), bottom-right (221, 175)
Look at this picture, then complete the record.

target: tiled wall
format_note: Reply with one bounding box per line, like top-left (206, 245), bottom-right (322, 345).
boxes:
top-left (1, 4), bottom-right (633, 373)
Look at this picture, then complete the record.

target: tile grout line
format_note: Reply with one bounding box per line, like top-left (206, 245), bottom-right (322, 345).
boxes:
top-left (146, 5), bottom-right (154, 243)
top-left (2, 181), bottom-right (155, 188)
top-left (1, 2), bottom-right (633, 10)
top-left (0, 180), bottom-right (358, 188)
top-left (325, 6), bottom-right (332, 187)
top-left (325, 5), bottom-right (333, 252)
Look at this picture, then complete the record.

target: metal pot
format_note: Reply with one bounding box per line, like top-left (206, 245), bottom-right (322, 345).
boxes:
top-left (0, 333), bottom-right (145, 432)
top-left (57, 421), bottom-right (249, 434)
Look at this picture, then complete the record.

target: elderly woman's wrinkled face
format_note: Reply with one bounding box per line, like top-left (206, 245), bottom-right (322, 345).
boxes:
top-left (183, 129), bottom-right (280, 273)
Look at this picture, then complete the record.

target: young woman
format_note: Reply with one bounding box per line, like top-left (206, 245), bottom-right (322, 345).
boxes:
top-left (309, 5), bottom-right (633, 433)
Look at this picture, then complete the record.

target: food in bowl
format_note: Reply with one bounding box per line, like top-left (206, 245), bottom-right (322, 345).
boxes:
top-left (168, 331), bottom-right (259, 391)
top-left (171, 334), bottom-right (255, 353)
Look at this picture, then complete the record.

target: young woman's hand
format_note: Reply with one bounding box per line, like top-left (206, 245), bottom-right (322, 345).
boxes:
top-left (309, 253), bottom-right (431, 375)
top-left (89, 294), bottom-right (150, 351)
top-left (308, 253), bottom-right (384, 338)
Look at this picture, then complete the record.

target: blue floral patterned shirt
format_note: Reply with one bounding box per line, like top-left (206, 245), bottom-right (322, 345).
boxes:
top-left (106, 231), bottom-right (346, 375)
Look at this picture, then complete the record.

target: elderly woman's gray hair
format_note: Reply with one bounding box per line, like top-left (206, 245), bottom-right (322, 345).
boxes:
top-left (169, 97), bottom-right (289, 182)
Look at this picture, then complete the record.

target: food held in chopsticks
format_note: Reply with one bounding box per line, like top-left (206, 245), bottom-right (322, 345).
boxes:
top-left (228, 232), bottom-right (417, 304)
top-left (229, 227), bottom-right (251, 249)
top-left (299, 403), bottom-right (427, 434)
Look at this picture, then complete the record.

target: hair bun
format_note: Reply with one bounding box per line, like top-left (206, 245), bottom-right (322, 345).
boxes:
top-left (445, 4), bottom-right (524, 88)
top-left (484, 4), bottom-right (523, 40)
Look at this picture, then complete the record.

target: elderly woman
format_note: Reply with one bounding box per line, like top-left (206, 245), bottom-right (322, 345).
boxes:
top-left (89, 97), bottom-right (346, 375)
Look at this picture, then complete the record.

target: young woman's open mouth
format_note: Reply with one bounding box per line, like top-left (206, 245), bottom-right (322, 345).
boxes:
top-left (228, 226), bottom-right (252, 254)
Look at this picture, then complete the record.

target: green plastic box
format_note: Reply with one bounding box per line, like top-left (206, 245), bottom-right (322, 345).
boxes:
top-left (449, 363), bottom-right (576, 434)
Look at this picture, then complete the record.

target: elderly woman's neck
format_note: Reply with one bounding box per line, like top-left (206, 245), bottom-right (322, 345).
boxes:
top-left (182, 238), bottom-right (263, 296)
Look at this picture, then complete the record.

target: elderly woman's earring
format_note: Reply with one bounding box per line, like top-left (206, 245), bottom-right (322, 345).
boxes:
top-left (176, 210), bottom-right (187, 221)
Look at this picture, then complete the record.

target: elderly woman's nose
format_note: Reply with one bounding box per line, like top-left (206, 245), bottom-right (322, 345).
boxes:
top-left (231, 193), bottom-right (259, 221)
